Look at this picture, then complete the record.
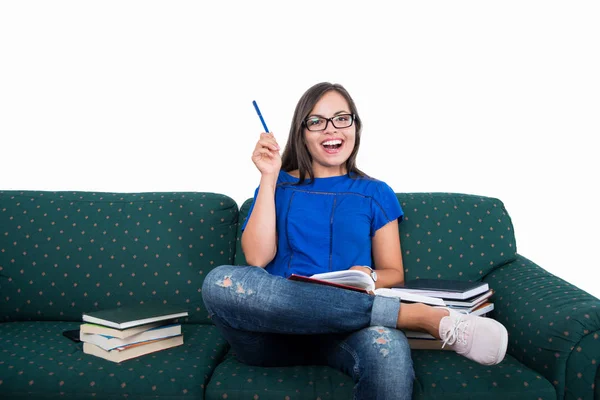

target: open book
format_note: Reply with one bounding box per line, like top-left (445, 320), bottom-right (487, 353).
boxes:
top-left (289, 270), bottom-right (446, 306)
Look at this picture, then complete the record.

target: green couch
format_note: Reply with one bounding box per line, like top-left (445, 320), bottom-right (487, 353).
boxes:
top-left (1, 190), bottom-right (598, 400)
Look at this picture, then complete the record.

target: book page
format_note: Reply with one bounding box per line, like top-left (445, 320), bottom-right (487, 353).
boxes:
top-left (309, 270), bottom-right (374, 291)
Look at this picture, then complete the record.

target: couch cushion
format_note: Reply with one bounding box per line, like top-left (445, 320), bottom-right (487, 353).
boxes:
top-left (205, 349), bottom-right (556, 399)
top-left (0, 321), bottom-right (229, 399)
top-left (205, 352), bottom-right (353, 400)
top-left (0, 191), bottom-right (238, 324)
top-left (411, 350), bottom-right (556, 399)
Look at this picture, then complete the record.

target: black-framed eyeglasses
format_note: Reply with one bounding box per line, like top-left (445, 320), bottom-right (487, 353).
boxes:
top-left (303, 114), bottom-right (355, 131)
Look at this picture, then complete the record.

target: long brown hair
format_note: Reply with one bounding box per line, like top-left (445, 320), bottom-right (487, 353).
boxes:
top-left (280, 82), bottom-right (366, 185)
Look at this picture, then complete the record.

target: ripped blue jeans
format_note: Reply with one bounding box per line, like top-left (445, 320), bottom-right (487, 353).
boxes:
top-left (202, 265), bottom-right (414, 400)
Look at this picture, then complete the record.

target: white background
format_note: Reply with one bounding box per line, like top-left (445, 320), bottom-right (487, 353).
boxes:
top-left (1, 1), bottom-right (598, 298)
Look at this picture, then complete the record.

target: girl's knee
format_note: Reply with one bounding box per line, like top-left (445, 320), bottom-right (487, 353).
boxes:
top-left (202, 265), bottom-right (237, 305)
top-left (203, 265), bottom-right (254, 289)
top-left (201, 265), bottom-right (269, 316)
top-left (202, 265), bottom-right (267, 303)
top-left (204, 265), bottom-right (265, 286)
top-left (204, 265), bottom-right (235, 285)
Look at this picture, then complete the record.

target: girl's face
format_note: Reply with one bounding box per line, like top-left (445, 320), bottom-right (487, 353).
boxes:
top-left (303, 90), bottom-right (356, 177)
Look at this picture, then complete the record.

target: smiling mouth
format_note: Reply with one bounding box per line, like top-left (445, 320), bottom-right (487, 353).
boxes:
top-left (321, 139), bottom-right (343, 150)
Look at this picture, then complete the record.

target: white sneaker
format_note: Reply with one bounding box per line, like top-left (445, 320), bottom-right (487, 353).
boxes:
top-left (438, 308), bottom-right (508, 365)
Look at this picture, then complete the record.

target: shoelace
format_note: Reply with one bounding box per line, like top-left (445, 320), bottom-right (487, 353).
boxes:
top-left (441, 314), bottom-right (469, 349)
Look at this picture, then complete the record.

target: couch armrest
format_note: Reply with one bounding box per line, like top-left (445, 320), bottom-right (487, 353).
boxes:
top-left (483, 254), bottom-right (600, 400)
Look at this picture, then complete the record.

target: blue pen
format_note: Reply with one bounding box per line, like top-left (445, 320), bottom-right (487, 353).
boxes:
top-left (252, 100), bottom-right (270, 133)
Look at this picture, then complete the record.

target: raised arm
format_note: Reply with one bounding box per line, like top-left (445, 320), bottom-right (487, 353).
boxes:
top-left (241, 132), bottom-right (281, 267)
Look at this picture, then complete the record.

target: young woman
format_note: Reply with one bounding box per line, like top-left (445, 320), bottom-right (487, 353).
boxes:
top-left (202, 82), bottom-right (508, 399)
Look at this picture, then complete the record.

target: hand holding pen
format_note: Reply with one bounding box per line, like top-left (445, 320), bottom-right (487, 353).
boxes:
top-left (251, 100), bottom-right (281, 176)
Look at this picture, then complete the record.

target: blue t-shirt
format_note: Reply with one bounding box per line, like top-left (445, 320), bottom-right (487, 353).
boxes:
top-left (241, 171), bottom-right (404, 278)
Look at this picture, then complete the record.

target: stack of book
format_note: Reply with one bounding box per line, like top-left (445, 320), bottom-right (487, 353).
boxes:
top-left (392, 279), bottom-right (495, 350)
top-left (80, 303), bottom-right (188, 363)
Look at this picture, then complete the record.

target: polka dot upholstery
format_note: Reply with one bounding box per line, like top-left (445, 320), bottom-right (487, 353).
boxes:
top-left (0, 190), bottom-right (236, 399)
top-left (0, 321), bottom-right (229, 398)
top-left (410, 350), bottom-right (556, 399)
top-left (234, 200), bottom-right (252, 267)
top-left (395, 193), bottom-right (517, 282)
top-left (205, 352), bottom-right (354, 400)
top-left (205, 350), bottom-right (556, 400)
top-left (484, 255), bottom-right (600, 400)
top-left (0, 191), bottom-right (238, 324)
top-left (2, 190), bottom-right (598, 399)
top-left (235, 192), bottom-right (599, 400)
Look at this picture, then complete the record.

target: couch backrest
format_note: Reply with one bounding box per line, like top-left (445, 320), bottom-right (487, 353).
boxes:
top-left (0, 191), bottom-right (238, 324)
top-left (236, 192), bottom-right (517, 281)
top-left (234, 199), bottom-right (252, 266)
top-left (395, 193), bottom-right (517, 281)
